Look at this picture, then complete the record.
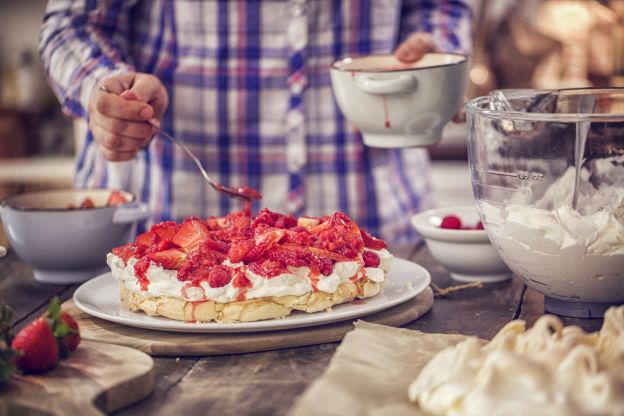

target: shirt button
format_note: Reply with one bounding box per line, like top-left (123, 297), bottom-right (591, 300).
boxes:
top-left (291, 3), bottom-right (306, 17)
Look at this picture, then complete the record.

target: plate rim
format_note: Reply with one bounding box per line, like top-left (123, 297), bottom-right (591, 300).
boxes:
top-left (73, 257), bottom-right (431, 333)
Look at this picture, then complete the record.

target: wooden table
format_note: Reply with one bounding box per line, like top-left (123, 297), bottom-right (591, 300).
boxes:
top-left (0, 244), bottom-right (603, 415)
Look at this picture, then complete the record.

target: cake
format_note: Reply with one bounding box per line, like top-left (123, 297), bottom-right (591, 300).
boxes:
top-left (107, 208), bottom-right (393, 323)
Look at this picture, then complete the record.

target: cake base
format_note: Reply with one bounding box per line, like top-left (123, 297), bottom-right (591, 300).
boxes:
top-left (119, 279), bottom-right (383, 323)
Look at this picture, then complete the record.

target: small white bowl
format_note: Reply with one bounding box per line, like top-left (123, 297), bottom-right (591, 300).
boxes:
top-left (1, 189), bottom-right (150, 284)
top-left (411, 205), bottom-right (511, 283)
top-left (330, 53), bottom-right (467, 148)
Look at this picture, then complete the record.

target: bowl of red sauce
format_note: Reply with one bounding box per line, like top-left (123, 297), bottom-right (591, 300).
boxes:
top-left (330, 53), bottom-right (467, 148)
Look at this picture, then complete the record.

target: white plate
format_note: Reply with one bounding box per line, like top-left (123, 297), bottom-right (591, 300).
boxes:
top-left (73, 258), bottom-right (430, 333)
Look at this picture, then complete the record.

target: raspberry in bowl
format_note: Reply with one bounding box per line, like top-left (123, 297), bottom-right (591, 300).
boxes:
top-left (411, 205), bottom-right (510, 283)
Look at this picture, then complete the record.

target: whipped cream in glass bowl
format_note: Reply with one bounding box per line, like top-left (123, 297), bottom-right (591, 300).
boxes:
top-left (466, 88), bottom-right (624, 318)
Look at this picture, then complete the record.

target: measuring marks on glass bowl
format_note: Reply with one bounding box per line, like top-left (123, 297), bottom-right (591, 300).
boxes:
top-left (476, 168), bottom-right (546, 200)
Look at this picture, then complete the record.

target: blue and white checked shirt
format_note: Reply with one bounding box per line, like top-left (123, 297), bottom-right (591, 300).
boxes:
top-left (40, 0), bottom-right (471, 244)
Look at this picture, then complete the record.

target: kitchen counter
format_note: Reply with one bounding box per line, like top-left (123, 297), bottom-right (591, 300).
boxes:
top-left (0, 244), bottom-right (603, 415)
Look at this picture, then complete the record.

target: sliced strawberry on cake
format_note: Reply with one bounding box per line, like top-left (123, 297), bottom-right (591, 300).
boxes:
top-left (107, 208), bottom-right (393, 323)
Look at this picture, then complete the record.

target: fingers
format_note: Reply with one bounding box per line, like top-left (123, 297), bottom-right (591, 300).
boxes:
top-left (98, 74), bottom-right (137, 95)
top-left (88, 116), bottom-right (153, 162)
top-left (87, 73), bottom-right (167, 161)
top-left (90, 111), bottom-right (155, 139)
top-left (92, 88), bottom-right (154, 120)
top-left (395, 33), bottom-right (436, 63)
top-left (120, 74), bottom-right (169, 118)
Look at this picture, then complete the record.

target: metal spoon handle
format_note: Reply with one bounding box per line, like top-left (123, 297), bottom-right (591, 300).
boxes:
top-left (97, 84), bottom-right (256, 199)
top-left (148, 122), bottom-right (215, 187)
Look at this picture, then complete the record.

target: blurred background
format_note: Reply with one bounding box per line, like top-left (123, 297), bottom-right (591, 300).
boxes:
top-left (1, 0), bottom-right (623, 247)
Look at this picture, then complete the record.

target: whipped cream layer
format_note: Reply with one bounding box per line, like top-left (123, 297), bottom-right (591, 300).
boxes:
top-left (108, 249), bottom-right (393, 303)
top-left (409, 306), bottom-right (624, 416)
top-left (481, 162), bottom-right (624, 302)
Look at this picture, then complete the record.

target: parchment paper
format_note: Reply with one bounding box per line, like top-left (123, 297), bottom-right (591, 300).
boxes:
top-left (290, 321), bottom-right (470, 416)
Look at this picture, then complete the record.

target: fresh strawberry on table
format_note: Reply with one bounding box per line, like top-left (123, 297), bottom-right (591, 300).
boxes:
top-left (44, 297), bottom-right (81, 358)
top-left (58, 311), bottom-right (81, 353)
top-left (10, 297), bottom-right (82, 373)
top-left (11, 316), bottom-right (59, 373)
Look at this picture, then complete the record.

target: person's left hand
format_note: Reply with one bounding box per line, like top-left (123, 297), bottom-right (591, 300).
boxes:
top-left (395, 33), bottom-right (436, 63)
top-left (394, 33), bottom-right (466, 122)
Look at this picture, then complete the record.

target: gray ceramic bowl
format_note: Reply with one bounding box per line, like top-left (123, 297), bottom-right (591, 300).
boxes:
top-left (0, 189), bottom-right (150, 284)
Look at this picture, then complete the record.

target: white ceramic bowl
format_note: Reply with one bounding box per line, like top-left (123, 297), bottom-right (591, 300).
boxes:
top-left (411, 205), bottom-right (511, 283)
top-left (330, 53), bottom-right (467, 148)
top-left (0, 189), bottom-right (150, 284)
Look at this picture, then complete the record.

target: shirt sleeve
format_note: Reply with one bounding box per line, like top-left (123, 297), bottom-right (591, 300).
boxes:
top-left (399, 0), bottom-right (473, 55)
top-left (39, 0), bottom-right (140, 119)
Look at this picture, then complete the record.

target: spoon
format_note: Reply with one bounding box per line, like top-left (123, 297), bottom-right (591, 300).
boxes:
top-left (571, 94), bottom-right (595, 210)
top-left (147, 121), bottom-right (261, 200)
top-left (98, 85), bottom-right (261, 201)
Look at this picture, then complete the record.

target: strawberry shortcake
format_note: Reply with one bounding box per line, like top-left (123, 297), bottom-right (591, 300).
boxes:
top-left (107, 208), bottom-right (393, 323)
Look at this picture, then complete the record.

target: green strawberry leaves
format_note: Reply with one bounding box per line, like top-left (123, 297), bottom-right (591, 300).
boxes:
top-left (0, 303), bottom-right (18, 383)
top-left (46, 297), bottom-right (73, 358)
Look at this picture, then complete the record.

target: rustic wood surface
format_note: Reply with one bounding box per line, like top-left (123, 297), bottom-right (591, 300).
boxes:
top-left (0, 244), bottom-right (604, 416)
top-left (0, 341), bottom-right (154, 416)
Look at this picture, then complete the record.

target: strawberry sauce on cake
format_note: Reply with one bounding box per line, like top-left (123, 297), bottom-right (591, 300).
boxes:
top-left (107, 208), bottom-right (393, 323)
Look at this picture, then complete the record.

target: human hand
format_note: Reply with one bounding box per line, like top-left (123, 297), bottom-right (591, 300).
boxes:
top-left (394, 33), bottom-right (436, 63)
top-left (394, 33), bottom-right (466, 122)
top-left (87, 73), bottom-right (168, 161)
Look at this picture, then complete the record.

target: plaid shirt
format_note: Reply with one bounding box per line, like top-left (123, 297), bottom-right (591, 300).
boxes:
top-left (40, 0), bottom-right (471, 244)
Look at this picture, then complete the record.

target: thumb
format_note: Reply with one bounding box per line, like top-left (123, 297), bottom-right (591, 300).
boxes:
top-left (120, 74), bottom-right (168, 117)
top-left (395, 33), bottom-right (436, 63)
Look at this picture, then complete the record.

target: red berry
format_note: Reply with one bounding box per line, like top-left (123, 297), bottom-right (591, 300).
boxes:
top-left (150, 221), bottom-right (179, 242)
top-left (148, 249), bottom-right (187, 269)
top-left (172, 219), bottom-right (210, 249)
top-left (59, 312), bottom-right (81, 352)
top-left (360, 229), bottom-right (387, 250)
top-left (11, 318), bottom-right (58, 373)
top-left (106, 190), bottom-right (127, 206)
top-left (207, 266), bottom-right (232, 288)
top-left (136, 231), bottom-right (159, 247)
top-left (440, 215), bottom-right (462, 229)
top-left (310, 256), bottom-right (333, 276)
top-left (79, 197), bottom-right (95, 209)
top-left (232, 273), bottom-right (252, 289)
top-left (362, 251), bottom-right (380, 268)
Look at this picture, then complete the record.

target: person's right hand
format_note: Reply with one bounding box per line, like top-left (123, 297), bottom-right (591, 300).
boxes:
top-left (87, 73), bottom-right (168, 161)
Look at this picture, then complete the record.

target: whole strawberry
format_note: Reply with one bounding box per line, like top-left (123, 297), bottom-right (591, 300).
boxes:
top-left (44, 297), bottom-right (81, 358)
top-left (11, 318), bottom-right (58, 373)
top-left (59, 312), bottom-right (81, 353)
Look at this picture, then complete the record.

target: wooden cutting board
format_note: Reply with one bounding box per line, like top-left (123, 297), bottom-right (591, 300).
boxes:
top-left (0, 341), bottom-right (154, 416)
top-left (63, 287), bottom-right (434, 356)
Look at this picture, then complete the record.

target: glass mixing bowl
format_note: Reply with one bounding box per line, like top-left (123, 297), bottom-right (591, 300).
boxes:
top-left (466, 88), bottom-right (624, 318)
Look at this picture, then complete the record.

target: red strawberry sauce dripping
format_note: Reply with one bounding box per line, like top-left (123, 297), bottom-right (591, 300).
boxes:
top-left (233, 268), bottom-right (252, 301)
top-left (189, 302), bottom-right (201, 323)
top-left (180, 286), bottom-right (207, 323)
top-left (308, 271), bottom-right (320, 293)
top-left (133, 258), bottom-right (151, 291)
top-left (351, 262), bottom-right (365, 296)
top-left (382, 96), bottom-right (391, 128)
